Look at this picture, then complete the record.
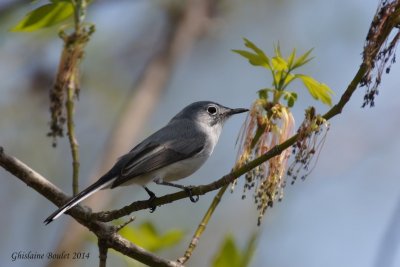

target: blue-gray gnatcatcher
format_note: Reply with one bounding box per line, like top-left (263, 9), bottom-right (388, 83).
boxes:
top-left (44, 101), bottom-right (248, 224)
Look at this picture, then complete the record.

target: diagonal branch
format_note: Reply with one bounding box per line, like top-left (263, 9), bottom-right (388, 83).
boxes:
top-left (90, 0), bottom-right (400, 222)
top-left (0, 147), bottom-right (180, 267)
top-left (177, 185), bottom-right (229, 264)
top-left (89, 56), bottom-right (368, 225)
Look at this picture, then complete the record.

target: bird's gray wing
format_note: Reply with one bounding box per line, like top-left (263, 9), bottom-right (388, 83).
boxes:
top-left (110, 136), bottom-right (205, 188)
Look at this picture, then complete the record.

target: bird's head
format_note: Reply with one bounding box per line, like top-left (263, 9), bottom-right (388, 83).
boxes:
top-left (172, 101), bottom-right (248, 128)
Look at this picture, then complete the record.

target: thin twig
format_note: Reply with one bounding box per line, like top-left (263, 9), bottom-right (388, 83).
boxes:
top-left (178, 185), bottom-right (228, 264)
top-left (64, 0), bottom-right (88, 195)
top-left (98, 238), bottom-right (108, 267)
top-left (66, 79), bottom-right (80, 195)
top-left (72, 0), bottom-right (87, 32)
top-left (114, 216), bottom-right (136, 232)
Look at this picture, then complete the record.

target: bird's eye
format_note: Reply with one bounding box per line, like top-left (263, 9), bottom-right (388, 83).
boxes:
top-left (207, 106), bottom-right (217, 115)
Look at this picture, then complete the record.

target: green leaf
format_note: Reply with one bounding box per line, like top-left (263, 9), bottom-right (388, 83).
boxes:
top-left (274, 42), bottom-right (282, 58)
top-left (282, 72), bottom-right (296, 89)
top-left (271, 56), bottom-right (288, 71)
top-left (212, 235), bottom-right (241, 267)
top-left (119, 221), bottom-right (183, 252)
top-left (258, 88), bottom-right (276, 99)
top-left (283, 91), bottom-right (298, 107)
top-left (232, 50), bottom-right (269, 67)
top-left (258, 89), bottom-right (268, 100)
top-left (212, 234), bottom-right (257, 267)
top-left (298, 74), bottom-right (334, 106)
top-left (287, 48), bottom-right (296, 69)
top-left (243, 38), bottom-right (271, 68)
top-left (272, 70), bottom-right (280, 89)
top-left (240, 233), bottom-right (258, 267)
top-left (292, 48), bottom-right (314, 69)
top-left (11, 1), bottom-right (74, 32)
top-left (158, 229), bottom-right (184, 248)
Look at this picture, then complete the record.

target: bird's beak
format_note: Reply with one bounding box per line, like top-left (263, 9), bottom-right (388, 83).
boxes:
top-left (226, 108), bottom-right (249, 116)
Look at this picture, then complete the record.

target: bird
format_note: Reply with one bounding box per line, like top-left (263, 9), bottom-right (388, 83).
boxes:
top-left (44, 101), bottom-right (248, 224)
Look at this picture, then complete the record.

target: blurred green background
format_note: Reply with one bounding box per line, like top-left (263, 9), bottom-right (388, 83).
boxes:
top-left (1, 0), bottom-right (400, 266)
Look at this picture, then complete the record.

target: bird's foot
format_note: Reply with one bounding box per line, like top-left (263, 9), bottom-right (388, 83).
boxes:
top-left (153, 180), bottom-right (199, 203)
top-left (148, 194), bottom-right (157, 213)
top-left (143, 186), bottom-right (157, 213)
top-left (183, 186), bottom-right (199, 203)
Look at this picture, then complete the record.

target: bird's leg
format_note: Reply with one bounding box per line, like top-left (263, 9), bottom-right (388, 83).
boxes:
top-left (143, 186), bottom-right (157, 213)
top-left (154, 180), bottom-right (199, 203)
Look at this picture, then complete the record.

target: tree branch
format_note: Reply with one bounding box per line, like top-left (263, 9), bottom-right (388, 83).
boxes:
top-left (0, 147), bottom-right (69, 207)
top-left (98, 238), bottom-right (108, 267)
top-left (0, 147), bottom-right (181, 267)
top-left (66, 79), bottom-right (80, 195)
top-left (65, 0), bottom-right (88, 196)
top-left (90, 137), bottom-right (294, 221)
top-left (177, 185), bottom-right (228, 264)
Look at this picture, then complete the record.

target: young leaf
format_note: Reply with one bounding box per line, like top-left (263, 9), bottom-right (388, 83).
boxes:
top-left (240, 233), bottom-right (258, 267)
top-left (119, 221), bottom-right (183, 252)
top-left (271, 56), bottom-right (288, 71)
top-left (274, 42), bottom-right (282, 58)
top-left (283, 91), bottom-right (298, 107)
top-left (272, 69), bottom-right (280, 89)
top-left (298, 74), bottom-right (334, 106)
top-left (212, 235), bottom-right (241, 267)
top-left (292, 48), bottom-right (314, 70)
top-left (212, 234), bottom-right (257, 267)
top-left (158, 229), bottom-right (184, 249)
top-left (258, 88), bottom-right (276, 100)
top-left (282, 72), bottom-right (296, 89)
top-left (232, 50), bottom-right (269, 67)
top-left (11, 1), bottom-right (74, 32)
top-left (287, 48), bottom-right (296, 69)
top-left (258, 89), bottom-right (268, 100)
top-left (243, 38), bottom-right (271, 68)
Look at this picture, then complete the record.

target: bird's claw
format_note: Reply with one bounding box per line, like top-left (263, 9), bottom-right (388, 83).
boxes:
top-left (184, 186), bottom-right (199, 203)
top-left (147, 191), bottom-right (157, 213)
top-left (149, 205), bottom-right (156, 213)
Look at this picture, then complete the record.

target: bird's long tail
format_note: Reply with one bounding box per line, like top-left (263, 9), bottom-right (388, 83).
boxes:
top-left (44, 177), bottom-right (115, 225)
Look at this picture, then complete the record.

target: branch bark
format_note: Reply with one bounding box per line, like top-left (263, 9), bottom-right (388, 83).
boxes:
top-left (178, 185), bottom-right (228, 264)
top-left (98, 238), bottom-right (108, 267)
top-left (0, 147), bottom-right (180, 267)
top-left (66, 80), bottom-right (80, 195)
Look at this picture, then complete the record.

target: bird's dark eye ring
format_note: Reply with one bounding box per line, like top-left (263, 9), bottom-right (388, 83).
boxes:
top-left (207, 106), bottom-right (217, 115)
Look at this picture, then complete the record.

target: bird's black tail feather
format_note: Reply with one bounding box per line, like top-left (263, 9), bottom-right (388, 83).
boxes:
top-left (44, 176), bottom-right (115, 225)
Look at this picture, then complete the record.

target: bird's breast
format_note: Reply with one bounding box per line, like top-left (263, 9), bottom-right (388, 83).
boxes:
top-left (160, 154), bottom-right (209, 182)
